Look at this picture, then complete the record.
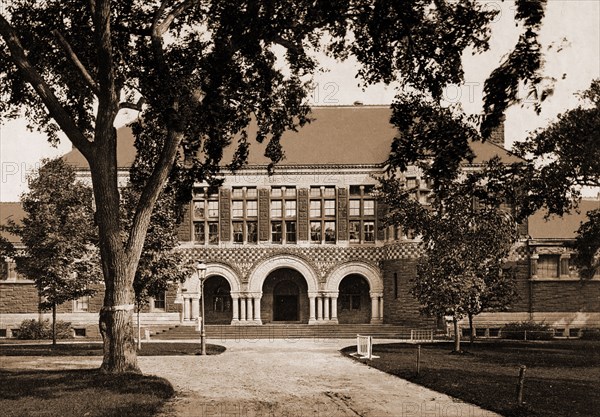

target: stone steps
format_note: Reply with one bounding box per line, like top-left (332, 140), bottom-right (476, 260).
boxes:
top-left (151, 324), bottom-right (438, 340)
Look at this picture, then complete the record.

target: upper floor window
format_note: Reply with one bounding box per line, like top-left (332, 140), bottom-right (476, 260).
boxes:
top-left (74, 295), bottom-right (90, 312)
top-left (271, 187), bottom-right (297, 244)
top-left (310, 186), bottom-right (336, 244)
top-left (193, 187), bottom-right (219, 245)
top-left (348, 185), bottom-right (376, 244)
top-left (231, 187), bottom-right (258, 244)
top-left (537, 255), bottom-right (560, 278)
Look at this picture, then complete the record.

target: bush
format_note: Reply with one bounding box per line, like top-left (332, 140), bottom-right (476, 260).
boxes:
top-left (580, 328), bottom-right (600, 340)
top-left (501, 321), bottom-right (554, 340)
top-left (16, 319), bottom-right (73, 340)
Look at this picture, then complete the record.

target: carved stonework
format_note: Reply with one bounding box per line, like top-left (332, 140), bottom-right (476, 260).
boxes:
top-left (219, 189), bottom-right (231, 241)
top-left (337, 187), bottom-right (348, 241)
top-left (298, 188), bottom-right (309, 241)
top-left (258, 188), bottom-right (270, 241)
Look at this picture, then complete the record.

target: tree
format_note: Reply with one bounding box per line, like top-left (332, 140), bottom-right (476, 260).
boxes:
top-left (510, 79), bottom-right (600, 277)
top-left (4, 158), bottom-right (100, 345)
top-left (0, 1), bottom-right (546, 373)
top-left (379, 168), bottom-right (519, 352)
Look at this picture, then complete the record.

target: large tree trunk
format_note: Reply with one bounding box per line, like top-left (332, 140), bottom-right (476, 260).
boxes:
top-left (468, 312), bottom-right (475, 346)
top-left (52, 303), bottom-right (56, 346)
top-left (453, 316), bottom-right (461, 352)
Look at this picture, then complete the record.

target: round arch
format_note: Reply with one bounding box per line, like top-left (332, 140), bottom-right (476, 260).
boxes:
top-left (247, 255), bottom-right (319, 293)
top-left (325, 262), bottom-right (383, 294)
top-left (182, 262), bottom-right (242, 294)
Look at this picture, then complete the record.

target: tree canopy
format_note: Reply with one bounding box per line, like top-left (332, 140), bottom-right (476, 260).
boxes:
top-left (1, 0), bottom-right (547, 373)
top-left (379, 169), bottom-right (519, 352)
top-left (3, 158), bottom-right (100, 344)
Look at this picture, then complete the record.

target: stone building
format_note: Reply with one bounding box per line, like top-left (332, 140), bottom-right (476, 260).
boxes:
top-left (1, 106), bottom-right (599, 338)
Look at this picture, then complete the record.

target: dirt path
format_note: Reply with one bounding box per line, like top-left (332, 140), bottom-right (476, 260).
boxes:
top-left (138, 339), bottom-right (500, 417)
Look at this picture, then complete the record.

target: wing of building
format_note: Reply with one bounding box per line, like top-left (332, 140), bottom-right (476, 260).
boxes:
top-left (1, 105), bottom-right (599, 339)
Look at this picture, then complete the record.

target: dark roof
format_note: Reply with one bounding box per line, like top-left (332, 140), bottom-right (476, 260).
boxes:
top-left (0, 202), bottom-right (25, 244)
top-left (529, 199), bottom-right (600, 239)
top-left (62, 106), bottom-right (520, 169)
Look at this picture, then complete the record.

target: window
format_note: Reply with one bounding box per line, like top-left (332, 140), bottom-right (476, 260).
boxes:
top-left (538, 255), bottom-right (559, 278)
top-left (73, 328), bottom-right (86, 337)
top-left (270, 187), bottom-right (297, 244)
top-left (74, 295), bottom-right (89, 312)
top-left (193, 188), bottom-right (219, 245)
top-left (271, 221), bottom-right (283, 243)
top-left (153, 292), bottom-right (166, 310)
top-left (348, 185), bottom-right (377, 243)
top-left (310, 186), bottom-right (336, 244)
top-left (230, 187), bottom-right (258, 243)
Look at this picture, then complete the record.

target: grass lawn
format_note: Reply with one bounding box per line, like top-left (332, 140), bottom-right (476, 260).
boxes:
top-left (0, 342), bottom-right (226, 356)
top-left (342, 340), bottom-right (600, 417)
top-left (0, 368), bottom-right (174, 417)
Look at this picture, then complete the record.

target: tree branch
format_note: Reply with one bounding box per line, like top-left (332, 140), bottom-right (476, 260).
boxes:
top-left (155, 0), bottom-right (196, 36)
top-left (119, 97), bottom-right (146, 112)
top-left (51, 30), bottom-right (100, 96)
top-left (0, 14), bottom-right (92, 157)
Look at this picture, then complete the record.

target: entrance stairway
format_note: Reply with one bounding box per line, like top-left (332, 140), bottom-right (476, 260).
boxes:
top-left (151, 323), bottom-right (437, 340)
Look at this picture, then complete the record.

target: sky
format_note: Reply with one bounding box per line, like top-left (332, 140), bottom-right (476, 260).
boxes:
top-left (0, 0), bottom-right (599, 202)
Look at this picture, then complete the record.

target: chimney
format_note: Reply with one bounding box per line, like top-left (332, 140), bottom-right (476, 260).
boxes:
top-left (488, 118), bottom-right (505, 148)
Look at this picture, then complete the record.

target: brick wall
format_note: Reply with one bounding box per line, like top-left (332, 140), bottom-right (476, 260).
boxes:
top-left (532, 280), bottom-right (600, 312)
top-left (0, 282), bottom-right (39, 313)
top-left (382, 259), bottom-right (436, 328)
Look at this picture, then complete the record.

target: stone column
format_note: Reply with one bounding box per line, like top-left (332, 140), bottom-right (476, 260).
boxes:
top-left (309, 295), bottom-right (317, 324)
top-left (183, 297), bottom-right (191, 321)
top-left (231, 295), bottom-right (239, 324)
top-left (379, 296), bottom-right (384, 322)
top-left (330, 296), bottom-right (338, 324)
top-left (240, 298), bottom-right (247, 322)
top-left (253, 296), bottom-right (262, 324)
top-left (317, 296), bottom-right (323, 322)
top-left (324, 297), bottom-right (330, 321)
top-left (247, 296), bottom-right (254, 322)
top-left (191, 297), bottom-right (200, 320)
top-left (370, 296), bottom-right (378, 323)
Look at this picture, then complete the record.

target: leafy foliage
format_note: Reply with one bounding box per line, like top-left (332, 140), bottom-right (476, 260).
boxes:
top-left (5, 158), bottom-right (100, 310)
top-left (500, 321), bottom-right (553, 340)
top-left (16, 319), bottom-right (73, 340)
top-left (508, 79), bottom-right (600, 277)
top-left (379, 167), bottom-right (519, 350)
top-left (0, 0), bottom-right (548, 372)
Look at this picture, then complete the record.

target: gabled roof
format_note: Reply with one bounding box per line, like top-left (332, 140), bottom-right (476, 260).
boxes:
top-left (529, 199), bottom-right (600, 239)
top-left (62, 106), bottom-right (520, 169)
top-left (0, 202), bottom-right (25, 244)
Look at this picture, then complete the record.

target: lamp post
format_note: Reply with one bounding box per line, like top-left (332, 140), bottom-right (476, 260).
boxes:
top-left (196, 261), bottom-right (207, 355)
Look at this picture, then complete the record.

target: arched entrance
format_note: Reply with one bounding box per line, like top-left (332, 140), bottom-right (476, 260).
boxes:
top-left (262, 268), bottom-right (309, 324)
top-left (337, 274), bottom-right (371, 324)
top-left (203, 275), bottom-right (232, 324)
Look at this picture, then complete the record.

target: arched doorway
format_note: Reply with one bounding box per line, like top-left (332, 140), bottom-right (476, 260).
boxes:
top-left (262, 268), bottom-right (309, 323)
top-left (337, 274), bottom-right (371, 324)
top-left (203, 275), bottom-right (232, 324)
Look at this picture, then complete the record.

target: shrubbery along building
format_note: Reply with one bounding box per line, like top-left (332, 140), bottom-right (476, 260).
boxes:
top-left (1, 106), bottom-right (599, 339)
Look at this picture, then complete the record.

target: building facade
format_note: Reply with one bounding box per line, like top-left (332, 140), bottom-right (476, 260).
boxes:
top-left (1, 106), bottom-right (599, 338)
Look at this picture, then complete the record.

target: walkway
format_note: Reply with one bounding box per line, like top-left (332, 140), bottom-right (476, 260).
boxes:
top-left (138, 338), bottom-right (500, 417)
